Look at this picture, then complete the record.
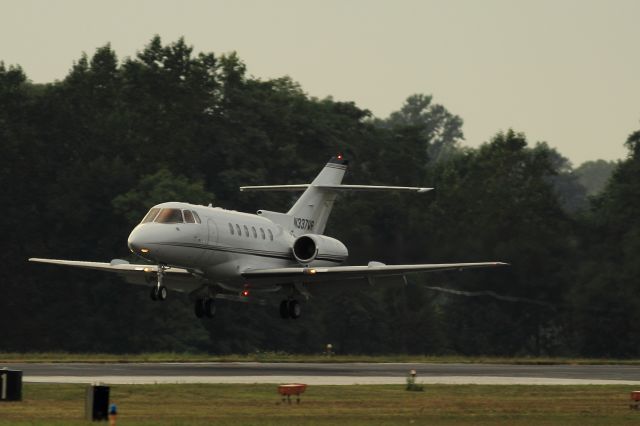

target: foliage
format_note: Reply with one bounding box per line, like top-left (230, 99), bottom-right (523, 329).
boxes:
top-left (574, 159), bottom-right (617, 196)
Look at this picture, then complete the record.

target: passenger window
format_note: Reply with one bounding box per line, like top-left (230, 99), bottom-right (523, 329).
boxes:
top-left (155, 208), bottom-right (184, 223)
top-left (141, 208), bottom-right (160, 224)
top-left (235, 224), bottom-right (241, 236)
top-left (183, 210), bottom-right (195, 223)
top-left (229, 223), bottom-right (234, 235)
top-left (243, 225), bottom-right (249, 237)
top-left (192, 211), bottom-right (201, 224)
top-left (268, 229), bottom-right (273, 241)
top-left (251, 226), bottom-right (257, 238)
top-left (260, 228), bottom-right (266, 240)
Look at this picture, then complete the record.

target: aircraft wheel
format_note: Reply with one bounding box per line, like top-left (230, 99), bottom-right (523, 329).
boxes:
top-left (157, 285), bottom-right (168, 301)
top-left (288, 300), bottom-right (301, 319)
top-left (204, 298), bottom-right (216, 318)
top-left (194, 299), bottom-right (205, 318)
top-left (279, 300), bottom-right (290, 319)
top-left (150, 286), bottom-right (158, 301)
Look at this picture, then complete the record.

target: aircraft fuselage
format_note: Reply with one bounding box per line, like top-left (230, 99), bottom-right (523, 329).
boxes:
top-left (126, 201), bottom-right (339, 292)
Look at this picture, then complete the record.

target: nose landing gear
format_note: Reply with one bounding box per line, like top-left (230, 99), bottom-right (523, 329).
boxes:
top-left (149, 265), bottom-right (168, 301)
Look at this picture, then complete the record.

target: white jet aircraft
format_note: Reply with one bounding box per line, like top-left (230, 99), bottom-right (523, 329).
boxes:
top-left (30, 155), bottom-right (506, 319)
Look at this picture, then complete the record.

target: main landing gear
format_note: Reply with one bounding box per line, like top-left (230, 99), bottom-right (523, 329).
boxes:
top-left (150, 265), bottom-right (168, 301)
top-left (194, 298), bottom-right (216, 319)
top-left (280, 299), bottom-right (301, 319)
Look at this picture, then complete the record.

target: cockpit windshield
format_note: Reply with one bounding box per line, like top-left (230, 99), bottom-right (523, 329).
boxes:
top-left (141, 208), bottom-right (160, 224)
top-left (140, 207), bottom-right (201, 224)
top-left (155, 208), bottom-right (184, 224)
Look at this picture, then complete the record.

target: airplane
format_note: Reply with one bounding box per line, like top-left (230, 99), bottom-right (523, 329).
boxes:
top-left (29, 155), bottom-right (507, 319)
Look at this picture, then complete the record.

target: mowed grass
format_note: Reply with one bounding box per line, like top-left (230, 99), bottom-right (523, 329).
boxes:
top-left (1, 383), bottom-right (640, 425)
top-left (3, 351), bottom-right (640, 365)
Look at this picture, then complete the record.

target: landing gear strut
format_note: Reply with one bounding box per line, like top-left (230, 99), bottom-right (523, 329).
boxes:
top-left (280, 299), bottom-right (301, 319)
top-left (195, 298), bottom-right (216, 319)
top-left (150, 265), bottom-right (168, 301)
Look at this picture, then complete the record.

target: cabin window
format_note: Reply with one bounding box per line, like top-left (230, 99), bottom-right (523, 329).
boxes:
top-left (155, 208), bottom-right (184, 223)
top-left (235, 224), bottom-right (242, 236)
top-left (141, 208), bottom-right (160, 224)
top-left (183, 210), bottom-right (195, 223)
top-left (192, 211), bottom-right (201, 224)
top-left (260, 228), bottom-right (266, 240)
top-left (229, 223), bottom-right (234, 235)
top-left (268, 229), bottom-right (274, 241)
top-left (251, 226), bottom-right (257, 238)
top-left (243, 225), bottom-right (249, 237)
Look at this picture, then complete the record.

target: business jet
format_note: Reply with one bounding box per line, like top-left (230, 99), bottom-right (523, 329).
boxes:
top-left (30, 155), bottom-right (506, 319)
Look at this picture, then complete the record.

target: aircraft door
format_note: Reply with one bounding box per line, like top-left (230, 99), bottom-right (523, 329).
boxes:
top-left (202, 218), bottom-right (219, 267)
top-left (207, 218), bottom-right (219, 245)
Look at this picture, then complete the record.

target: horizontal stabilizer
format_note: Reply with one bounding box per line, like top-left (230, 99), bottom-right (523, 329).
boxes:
top-left (317, 184), bottom-right (432, 193)
top-left (240, 184), bottom-right (432, 193)
top-left (240, 184), bottom-right (310, 192)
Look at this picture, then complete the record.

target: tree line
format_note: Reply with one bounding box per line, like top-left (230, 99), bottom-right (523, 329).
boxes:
top-left (0, 36), bottom-right (636, 357)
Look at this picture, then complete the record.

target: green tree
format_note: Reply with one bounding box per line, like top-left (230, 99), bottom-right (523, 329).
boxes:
top-left (113, 168), bottom-right (215, 226)
top-left (572, 129), bottom-right (640, 356)
top-left (380, 94), bottom-right (464, 163)
top-left (423, 130), bottom-right (576, 355)
top-left (575, 159), bottom-right (617, 196)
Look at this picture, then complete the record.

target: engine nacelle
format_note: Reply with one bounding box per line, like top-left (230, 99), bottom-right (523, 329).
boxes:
top-left (292, 234), bottom-right (348, 265)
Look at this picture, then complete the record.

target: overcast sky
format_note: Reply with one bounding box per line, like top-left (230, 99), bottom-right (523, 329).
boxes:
top-left (1, 0), bottom-right (638, 165)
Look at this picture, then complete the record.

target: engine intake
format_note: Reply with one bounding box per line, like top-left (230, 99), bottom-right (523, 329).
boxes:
top-left (292, 234), bottom-right (348, 265)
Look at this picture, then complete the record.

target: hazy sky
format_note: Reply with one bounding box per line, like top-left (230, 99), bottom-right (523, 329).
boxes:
top-left (2, 0), bottom-right (638, 165)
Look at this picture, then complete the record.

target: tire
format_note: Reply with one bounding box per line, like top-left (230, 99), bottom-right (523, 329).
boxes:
top-left (279, 300), bottom-right (290, 319)
top-left (157, 286), bottom-right (168, 301)
top-left (194, 299), bottom-right (205, 318)
top-left (150, 286), bottom-right (158, 301)
top-left (288, 300), bottom-right (301, 319)
top-left (204, 298), bottom-right (216, 318)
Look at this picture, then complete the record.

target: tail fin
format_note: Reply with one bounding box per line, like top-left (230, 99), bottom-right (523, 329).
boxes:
top-left (241, 155), bottom-right (432, 236)
top-left (285, 156), bottom-right (348, 235)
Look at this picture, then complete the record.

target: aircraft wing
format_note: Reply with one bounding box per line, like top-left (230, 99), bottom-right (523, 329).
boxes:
top-left (242, 262), bottom-right (508, 284)
top-left (28, 258), bottom-right (198, 289)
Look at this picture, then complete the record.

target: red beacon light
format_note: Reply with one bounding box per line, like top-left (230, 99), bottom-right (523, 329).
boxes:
top-left (241, 290), bottom-right (250, 297)
top-left (336, 153), bottom-right (343, 160)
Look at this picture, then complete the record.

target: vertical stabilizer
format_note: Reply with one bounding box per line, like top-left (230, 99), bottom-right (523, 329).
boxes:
top-left (287, 156), bottom-right (348, 235)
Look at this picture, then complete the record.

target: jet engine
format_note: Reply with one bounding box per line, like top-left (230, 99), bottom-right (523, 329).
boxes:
top-left (292, 234), bottom-right (348, 265)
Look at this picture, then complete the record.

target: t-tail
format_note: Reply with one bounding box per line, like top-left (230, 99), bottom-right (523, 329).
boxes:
top-left (240, 155), bottom-right (432, 236)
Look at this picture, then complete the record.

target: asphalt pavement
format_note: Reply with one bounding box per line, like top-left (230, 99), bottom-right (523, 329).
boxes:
top-left (7, 362), bottom-right (640, 385)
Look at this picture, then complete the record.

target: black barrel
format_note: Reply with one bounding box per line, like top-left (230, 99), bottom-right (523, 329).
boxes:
top-left (85, 385), bottom-right (110, 421)
top-left (0, 369), bottom-right (22, 401)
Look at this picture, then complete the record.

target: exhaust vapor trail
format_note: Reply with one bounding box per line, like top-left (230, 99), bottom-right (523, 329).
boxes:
top-left (423, 285), bottom-right (556, 309)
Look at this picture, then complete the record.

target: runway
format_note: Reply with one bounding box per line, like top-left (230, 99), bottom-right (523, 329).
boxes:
top-left (8, 362), bottom-right (640, 385)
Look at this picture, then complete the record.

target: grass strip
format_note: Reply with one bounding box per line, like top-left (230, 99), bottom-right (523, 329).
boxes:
top-left (1, 383), bottom-right (640, 425)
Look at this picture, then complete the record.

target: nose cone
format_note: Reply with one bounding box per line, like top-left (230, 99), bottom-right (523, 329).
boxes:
top-left (128, 225), bottom-right (153, 256)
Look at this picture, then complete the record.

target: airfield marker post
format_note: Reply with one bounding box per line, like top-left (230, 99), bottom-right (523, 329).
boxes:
top-left (108, 403), bottom-right (117, 425)
top-left (325, 343), bottom-right (333, 357)
top-left (406, 369), bottom-right (424, 392)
